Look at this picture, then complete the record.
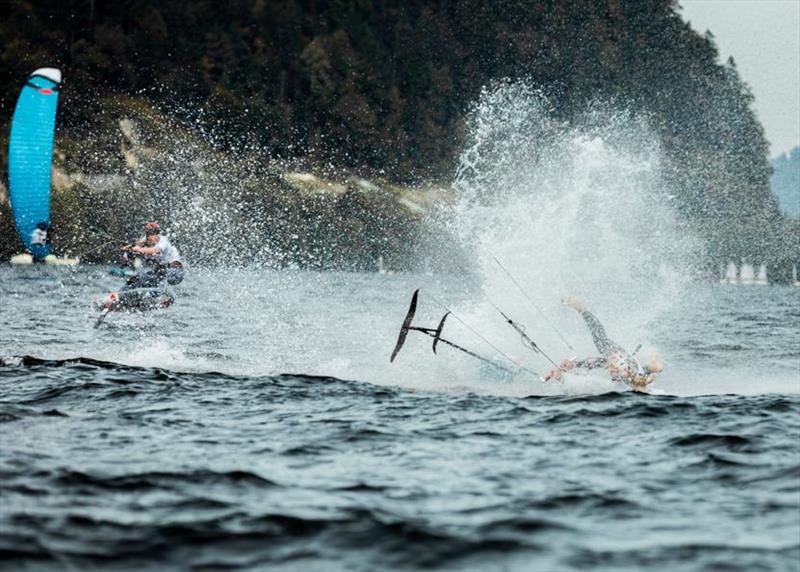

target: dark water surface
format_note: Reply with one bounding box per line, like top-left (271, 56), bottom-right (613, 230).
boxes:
top-left (1, 267), bottom-right (798, 571)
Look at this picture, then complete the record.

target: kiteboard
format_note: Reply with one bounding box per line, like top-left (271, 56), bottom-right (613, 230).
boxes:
top-left (389, 289), bottom-right (534, 377)
top-left (10, 253), bottom-right (80, 265)
top-left (93, 288), bottom-right (174, 328)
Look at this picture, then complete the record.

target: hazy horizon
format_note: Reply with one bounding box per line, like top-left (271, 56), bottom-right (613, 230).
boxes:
top-left (680, 0), bottom-right (800, 158)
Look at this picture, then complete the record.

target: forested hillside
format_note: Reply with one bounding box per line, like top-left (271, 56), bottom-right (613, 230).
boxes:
top-left (0, 0), bottom-right (795, 272)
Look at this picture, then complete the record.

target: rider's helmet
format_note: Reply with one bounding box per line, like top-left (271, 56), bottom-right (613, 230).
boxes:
top-left (143, 221), bottom-right (161, 235)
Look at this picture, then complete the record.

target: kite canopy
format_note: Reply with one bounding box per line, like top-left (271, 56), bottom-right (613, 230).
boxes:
top-left (8, 67), bottom-right (62, 258)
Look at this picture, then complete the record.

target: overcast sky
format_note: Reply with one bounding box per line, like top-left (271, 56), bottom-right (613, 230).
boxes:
top-left (679, 0), bottom-right (800, 158)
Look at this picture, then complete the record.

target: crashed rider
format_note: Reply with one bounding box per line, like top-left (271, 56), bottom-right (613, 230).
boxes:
top-left (546, 296), bottom-right (663, 392)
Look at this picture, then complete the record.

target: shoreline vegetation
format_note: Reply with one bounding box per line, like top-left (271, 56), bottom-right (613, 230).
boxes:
top-left (0, 1), bottom-right (797, 277)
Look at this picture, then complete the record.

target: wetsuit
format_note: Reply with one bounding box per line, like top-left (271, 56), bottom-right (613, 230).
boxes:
top-left (572, 310), bottom-right (656, 382)
top-left (579, 310), bottom-right (625, 358)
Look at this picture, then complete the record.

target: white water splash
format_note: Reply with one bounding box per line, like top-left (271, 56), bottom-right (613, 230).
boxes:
top-left (419, 81), bottom-right (704, 393)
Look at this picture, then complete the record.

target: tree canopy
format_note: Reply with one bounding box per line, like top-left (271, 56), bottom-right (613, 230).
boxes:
top-left (0, 0), bottom-right (794, 270)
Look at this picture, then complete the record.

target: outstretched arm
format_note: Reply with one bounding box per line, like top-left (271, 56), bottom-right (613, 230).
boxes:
top-left (131, 245), bottom-right (162, 256)
top-left (545, 356), bottom-right (605, 380)
top-left (563, 296), bottom-right (623, 358)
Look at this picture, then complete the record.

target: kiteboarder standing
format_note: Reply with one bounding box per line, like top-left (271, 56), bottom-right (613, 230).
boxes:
top-left (120, 221), bottom-right (184, 291)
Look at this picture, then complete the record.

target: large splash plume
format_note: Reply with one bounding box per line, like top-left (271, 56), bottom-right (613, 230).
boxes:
top-left (422, 81), bottom-right (703, 387)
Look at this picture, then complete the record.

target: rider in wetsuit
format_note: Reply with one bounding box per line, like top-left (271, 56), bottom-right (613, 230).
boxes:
top-left (546, 296), bottom-right (663, 391)
top-left (120, 221), bottom-right (184, 291)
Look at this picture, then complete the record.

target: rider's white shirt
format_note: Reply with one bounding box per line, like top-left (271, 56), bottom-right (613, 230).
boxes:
top-left (151, 236), bottom-right (181, 264)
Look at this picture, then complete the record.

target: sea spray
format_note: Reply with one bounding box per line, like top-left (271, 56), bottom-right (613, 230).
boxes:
top-left (424, 82), bottom-right (703, 389)
top-left (33, 95), bottom-right (451, 271)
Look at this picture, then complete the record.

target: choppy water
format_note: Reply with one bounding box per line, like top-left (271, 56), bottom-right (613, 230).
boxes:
top-left (1, 266), bottom-right (799, 571)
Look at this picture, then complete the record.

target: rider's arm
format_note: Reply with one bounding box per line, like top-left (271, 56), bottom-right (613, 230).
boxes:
top-left (572, 357), bottom-right (606, 370)
top-left (131, 245), bottom-right (162, 255)
top-left (546, 356), bottom-right (603, 380)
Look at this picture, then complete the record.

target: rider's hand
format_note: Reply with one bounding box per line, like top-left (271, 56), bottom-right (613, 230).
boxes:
top-left (545, 358), bottom-right (576, 381)
top-left (649, 352), bottom-right (664, 373)
top-left (545, 367), bottom-right (563, 381)
top-left (562, 296), bottom-right (585, 312)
